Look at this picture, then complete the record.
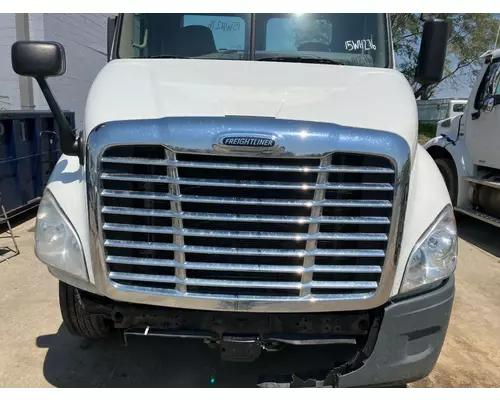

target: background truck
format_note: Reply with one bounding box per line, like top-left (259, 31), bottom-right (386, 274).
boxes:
top-left (417, 98), bottom-right (467, 139)
top-left (425, 48), bottom-right (500, 228)
top-left (11, 13), bottom-right (457, 387)
top-left (417, 98), bottom-right (467, 123)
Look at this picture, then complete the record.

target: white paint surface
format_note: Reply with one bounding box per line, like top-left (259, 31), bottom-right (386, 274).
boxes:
top-left (44, 155), bottom-right (93, 283)
top-left (85, 59), bottom-right (419, 149)
top-left (391, 145), bottom-right (452, 295)
top-left (424, 135), bottom-right (475, 209)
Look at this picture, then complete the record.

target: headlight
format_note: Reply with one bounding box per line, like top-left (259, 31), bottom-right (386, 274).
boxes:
top-left (35, 190), bottom-right (88, 280)
top-left (400, 204), bottom-right (457, 293)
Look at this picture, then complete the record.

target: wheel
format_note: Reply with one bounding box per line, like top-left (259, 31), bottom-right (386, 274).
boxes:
top-left (435, 158), bottom-right (458, 206)
top-left (59, 281), bottom-right (113, 339)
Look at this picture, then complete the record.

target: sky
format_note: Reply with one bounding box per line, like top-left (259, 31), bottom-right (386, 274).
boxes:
top-left (436, 72), bottom-right (472, 99)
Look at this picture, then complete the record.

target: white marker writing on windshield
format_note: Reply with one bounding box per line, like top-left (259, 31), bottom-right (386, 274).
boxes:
top-left (345, 39), bottom-right (377, 51)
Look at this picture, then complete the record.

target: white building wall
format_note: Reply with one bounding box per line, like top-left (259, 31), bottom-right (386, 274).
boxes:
top-left (32, 13), bottom-right (111, 130)
top-left (0, 13), bottom-right (111, 129)
top-left (0, 13), bottom-right (20, 110)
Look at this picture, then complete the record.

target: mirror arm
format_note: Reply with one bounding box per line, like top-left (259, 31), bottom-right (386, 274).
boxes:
top-left (36, 77), bottom-right (83, 164)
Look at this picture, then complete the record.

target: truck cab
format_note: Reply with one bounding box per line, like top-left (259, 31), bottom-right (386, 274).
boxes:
top-left (434, 99), bottom-right (467, 137)
top-left (417, 98), bottom-right (467, 123)
top-left (11, 13), bottom-right (456, 387)
top-left (425, 48), bottom-right (500, 226)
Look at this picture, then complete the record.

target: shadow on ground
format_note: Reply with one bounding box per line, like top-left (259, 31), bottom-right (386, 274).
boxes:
top-left (0, 246), bottom-right (18, 262)
top-left (457, 214), bottom-right (500, 258)
top-left (0, 232), bottom-right (20, 263)
top-left (37, 326), bottom-right (224, 387)
top-left (37, 325), bottom-right (358, 387)
top-left (0, 208), bottom-right (37, 233)
top-left (0, 207), bottom-right (33, 262)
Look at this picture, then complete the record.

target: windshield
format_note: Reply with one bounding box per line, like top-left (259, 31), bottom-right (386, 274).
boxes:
top-left (117, 13), bottom-right (390, 68)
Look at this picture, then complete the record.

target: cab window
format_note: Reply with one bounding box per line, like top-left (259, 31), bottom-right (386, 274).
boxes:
top-left (183, 15), bottom-right (246, 51)
top-left (475, 61), bottom-right (500, 109)
top-left (452, 104), bottom-right (466, 113)
top-left (265, 17), bottom-right (333, 51)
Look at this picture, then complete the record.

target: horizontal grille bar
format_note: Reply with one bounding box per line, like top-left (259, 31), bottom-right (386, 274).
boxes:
top-left (100, 173), bottom-right (394, 191)
top-left (104, 239), bottom-right (385, 257)
top-left (109, 271), bottom-right (378, 290)
top-left (106, 255), bottom-right (383, 274)
top-left (101, 189), bottom-right (393, 208)
top-left (101, 156), bottom-right (394, 174)
top-left (103, 223), bottom-right (388, 241)
top-left (102, 206), bottom-right (391, 224)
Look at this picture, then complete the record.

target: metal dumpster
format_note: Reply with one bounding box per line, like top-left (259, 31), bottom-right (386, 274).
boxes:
top-left (0, 110), bottom-right (75, 217)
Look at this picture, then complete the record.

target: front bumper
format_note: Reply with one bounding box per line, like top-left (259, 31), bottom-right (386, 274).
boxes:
top-left (339, 275), bottom-right (454, 387)
top-left (63, 270), bottom-right (455, 387)
top-left (257, 276), bottom-right (455, 387)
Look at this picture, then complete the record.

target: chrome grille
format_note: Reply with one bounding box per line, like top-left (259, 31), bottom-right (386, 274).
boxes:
top-left (99, 146), bottom-right (395, 299)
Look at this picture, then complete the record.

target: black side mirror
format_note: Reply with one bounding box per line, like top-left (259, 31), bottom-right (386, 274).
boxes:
top-left (11, 41), bottom-right (81, 162)
top-left (12, 41), bottom-right (66, 78)
top-left (107, 17), bottom-right (117, 61)
top-left (415, 19), bottom-right (450, 85)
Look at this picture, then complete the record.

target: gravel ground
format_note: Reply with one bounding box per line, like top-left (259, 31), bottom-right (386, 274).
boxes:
top-left (1, 211), bottom-right (499, 387)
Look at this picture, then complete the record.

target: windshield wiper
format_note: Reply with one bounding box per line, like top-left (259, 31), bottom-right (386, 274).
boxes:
top-left (217, 49), bottom-right (240, 58)
top-left (147, 55), bottom-right (192, 59)
top-left (257, 56), bottom-right (344, 66)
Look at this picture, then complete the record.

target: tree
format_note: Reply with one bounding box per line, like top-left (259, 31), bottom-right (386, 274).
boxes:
top-left (392, 14), bottom-right (499, 99)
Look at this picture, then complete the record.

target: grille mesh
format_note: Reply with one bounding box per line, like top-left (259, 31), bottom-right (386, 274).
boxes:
top-left (99, 145), bottom-right (395, 298)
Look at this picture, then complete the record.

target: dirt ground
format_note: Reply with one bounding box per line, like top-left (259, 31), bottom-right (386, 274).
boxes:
top-left (1, 211), bottom-right (499, 387)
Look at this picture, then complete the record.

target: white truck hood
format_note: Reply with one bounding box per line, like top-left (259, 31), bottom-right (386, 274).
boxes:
top-left (85, 59), bottom-right (418, 147)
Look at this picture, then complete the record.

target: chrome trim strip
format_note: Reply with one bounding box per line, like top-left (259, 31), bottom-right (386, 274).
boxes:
top-left (100, 173), bottom-right (394, 191)
top-left (104, 239), bottom-right (385, 258)
top-left (102, 223), bottom-right (388, 241)
top-left (101, 206), bottom-right (391, 224)
top-left (101, 156), bottom-right (394, 174)
top-left (108, 271), bottom-right (378, 290)
top-left (106, 256), bottom-right (383, 274)
top-left (100, 190), bottom-right (393, 208)
top-left (265, 336), bottom-right (357, 345)
top-left (47, 266), bottom-right (100, 295)
top-left (86, 116), bottom-right (410, 312)
top-left (110, 282), bottom-right (376, 304)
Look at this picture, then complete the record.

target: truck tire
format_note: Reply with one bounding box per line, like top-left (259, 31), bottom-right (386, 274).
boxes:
top-left (59, 281), bottom-right (113, 339)
top-left (435, 158), bottom-right (458, 206)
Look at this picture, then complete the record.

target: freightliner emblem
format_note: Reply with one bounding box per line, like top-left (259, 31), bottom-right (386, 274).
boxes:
top-left (214, 133), bottom-right (282, 153)
top-left (222, 137), bottom-right (275, 147)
